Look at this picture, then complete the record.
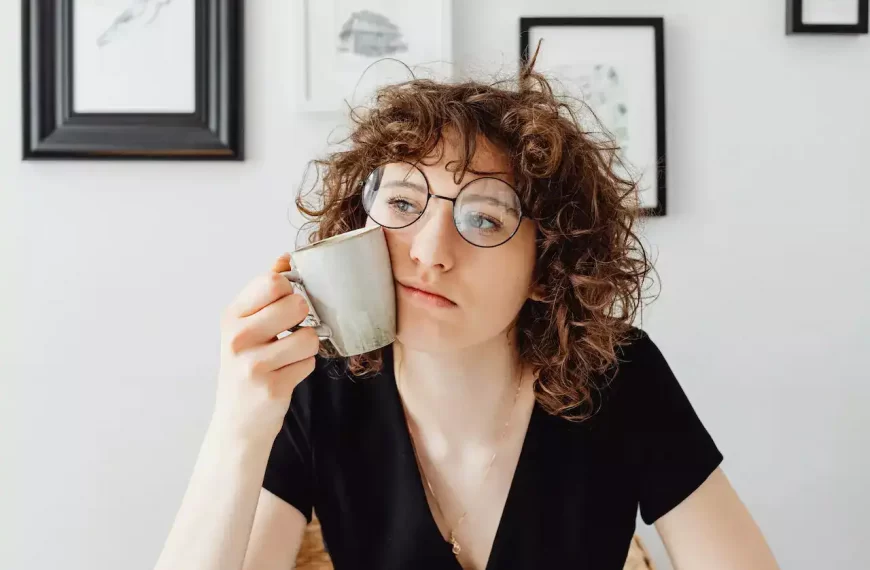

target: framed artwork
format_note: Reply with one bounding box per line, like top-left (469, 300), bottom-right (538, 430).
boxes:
top-left (300, 0), bottom-right (453, 112)
top-left (787, 0), bottom-right (869, 34)
top-left (22, 0), bottom-right (244, 160)
top-left (520, 17), bottom-right (667, 216)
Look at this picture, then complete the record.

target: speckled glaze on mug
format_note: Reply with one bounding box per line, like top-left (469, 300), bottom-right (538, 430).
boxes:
top-left (282, 225), bottom-right (396, 357)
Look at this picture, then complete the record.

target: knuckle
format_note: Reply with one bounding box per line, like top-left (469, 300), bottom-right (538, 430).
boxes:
top-left (220, 305), bottom-right (233, 323)
top-left (221, 298), bottom-right (245, 324)
top-left (227, 324), bottom-right (254, 355)
top-left (266, 272), bottom-right (291, 299)
top-left (269, 356), bottom-right (317, 397)
top-left (242, 353), bottom-right (268, 377)
top-left (220, 310), bottom-right (236, 332)
top-left (300, 327), bottom-right (320, 356)
top-left (294, 292), bottom-right (310, 312)
top-left (285, 294), bottom-right (310, 323)
top-left (271, 358), bottom-right (315, 398)
top-left (302, 356), bottom-right (317, 375)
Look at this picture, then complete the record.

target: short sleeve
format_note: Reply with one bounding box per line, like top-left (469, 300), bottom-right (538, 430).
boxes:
top-left (617, 329), bottom-right (724, 525)
top-left (261, 368), bottom-right (317, 523)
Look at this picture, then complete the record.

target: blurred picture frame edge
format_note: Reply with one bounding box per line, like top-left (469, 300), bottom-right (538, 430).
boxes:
top-left (786, 0), bottom-right (870, 34)
top-left (519, 16), bottom-right (667, 218)
top-left (21, 0), bottom-right (245, 161)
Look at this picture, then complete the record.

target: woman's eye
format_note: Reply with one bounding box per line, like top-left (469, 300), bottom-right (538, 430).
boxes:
top-left (464, 213), bottom-right (501, 231)
top-left (387, 197), bottom-right (420, 214)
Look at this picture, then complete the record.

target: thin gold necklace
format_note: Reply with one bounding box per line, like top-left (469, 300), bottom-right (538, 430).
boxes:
top-left (398, 367), bottom-right (524, 557)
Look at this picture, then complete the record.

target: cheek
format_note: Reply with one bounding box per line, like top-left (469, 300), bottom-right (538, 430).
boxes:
top-left (467, 248), bottom-right (535, 313)
top-left (484, 223), bottom-right (536, 290)
top-left (381, 228), bottom-right (411, 271)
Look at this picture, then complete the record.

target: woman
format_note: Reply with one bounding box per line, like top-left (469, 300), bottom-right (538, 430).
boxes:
top-left (153, 50), bottom-right (780, 570)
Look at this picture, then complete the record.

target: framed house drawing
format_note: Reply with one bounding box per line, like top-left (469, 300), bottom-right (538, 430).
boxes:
top-left (300, 0), bottom-right (453, 113)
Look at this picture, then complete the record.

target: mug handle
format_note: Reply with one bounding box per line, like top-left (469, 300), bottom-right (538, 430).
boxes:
top-left (280, 270), bottom-right (333, 340)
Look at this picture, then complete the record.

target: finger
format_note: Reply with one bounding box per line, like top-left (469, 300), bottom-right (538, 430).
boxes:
top-left (237, 293), bottom-right (310, 347)
top-left (254, 326), bottom-right (320, 372)
top-left (270, 355), bottom-right (318, 395)
top-left (271, 253), bottom-right (291, 274)
top-left (228, 271), bottom-right (295, 319)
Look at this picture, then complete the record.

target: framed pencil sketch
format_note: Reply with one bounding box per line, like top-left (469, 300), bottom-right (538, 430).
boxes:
top-left (520, 18), bottom-right (667, 216)
top-left (300, 0), bottom-right (453, 112)
top-left (22, 0), bottom-right (244, 160)
top-left (787, 0), bottom-right (869, 34)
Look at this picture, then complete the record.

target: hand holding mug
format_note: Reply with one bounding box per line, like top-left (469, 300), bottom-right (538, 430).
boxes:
top-left (210, 226), bottom-right (396, 444)
top-left (211, 254), bottom-right (320, 444)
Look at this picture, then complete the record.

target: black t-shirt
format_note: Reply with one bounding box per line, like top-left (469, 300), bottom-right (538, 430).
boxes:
top-left (262, 328), bottom-right (723, 569)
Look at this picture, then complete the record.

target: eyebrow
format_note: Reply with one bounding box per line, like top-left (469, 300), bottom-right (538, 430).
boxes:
top-left (381, 179), bottom-right (521, 217)
top-left (460, 193), bottom-right (521, 218)
top-left (381, 180), bottom-right (428, 194)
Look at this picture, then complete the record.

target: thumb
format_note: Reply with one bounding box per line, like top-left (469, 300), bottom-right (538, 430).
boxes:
top-left (271, 253), bottom-right (292, 274)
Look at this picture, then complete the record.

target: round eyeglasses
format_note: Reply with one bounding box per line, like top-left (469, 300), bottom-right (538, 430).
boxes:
top-left (361, 162), bottom-right (524, 248)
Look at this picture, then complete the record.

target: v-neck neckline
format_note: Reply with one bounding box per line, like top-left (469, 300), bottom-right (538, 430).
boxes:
top-left (382, 345), bottom-right (542, 570)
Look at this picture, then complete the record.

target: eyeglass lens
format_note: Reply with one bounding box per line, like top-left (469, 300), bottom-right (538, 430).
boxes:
top-left (361, 162), bottom-right (522, 248)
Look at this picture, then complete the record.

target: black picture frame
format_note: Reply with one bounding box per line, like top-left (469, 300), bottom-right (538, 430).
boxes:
top-left (520, 17), bottom-right (667, 217)
top-left (787, 0), bottom-right (869, 34)
top-left (22, 0), bottom-right (244, 160)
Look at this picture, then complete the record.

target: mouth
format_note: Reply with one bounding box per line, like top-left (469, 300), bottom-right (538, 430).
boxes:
top-left (396, 281), bottom-right (457, 308)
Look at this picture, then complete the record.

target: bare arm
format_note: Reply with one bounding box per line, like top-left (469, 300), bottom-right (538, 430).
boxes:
top-left (154, 255), bottom-right (317, 570)
top-left (242, 489), bottom-right (309, 570)
top-left (655, 467), bottom-right (780, 570)
top-left (153, 427), bottom-right (295, 570)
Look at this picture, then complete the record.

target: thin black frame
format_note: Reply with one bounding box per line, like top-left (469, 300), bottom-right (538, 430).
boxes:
top-left (22, 0), bottom-right (244, 160)
top-left (520, 17), bottom-right (667, 217)
top-left (361, 162), bottom-right (525, 249)
top-left (787, 0), bottom-right (869, 34)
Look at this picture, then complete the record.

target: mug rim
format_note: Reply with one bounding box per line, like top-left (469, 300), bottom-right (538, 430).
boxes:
top-left (292, 225), bottom-right (381, 255)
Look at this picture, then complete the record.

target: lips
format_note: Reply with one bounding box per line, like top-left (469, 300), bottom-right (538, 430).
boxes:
top-left (396, 281), bottom-right (457, 308)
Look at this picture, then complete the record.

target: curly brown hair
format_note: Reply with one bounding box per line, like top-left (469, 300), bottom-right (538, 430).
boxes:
top-left (296, 46), bottom-right (656, 421)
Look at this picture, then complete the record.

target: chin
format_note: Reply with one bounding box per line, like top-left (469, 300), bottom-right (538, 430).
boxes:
top-left (394, 311), bottom-right (472, 353)
top-left (394, 307), bottom-right (515, 355)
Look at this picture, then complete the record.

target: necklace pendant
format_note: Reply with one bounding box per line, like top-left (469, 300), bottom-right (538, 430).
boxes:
top-left (450, 534), bottom-right (461, 555)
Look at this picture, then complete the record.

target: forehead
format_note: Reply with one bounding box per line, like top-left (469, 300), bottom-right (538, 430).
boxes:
top-left (418, 130), bottom-right (514, 186)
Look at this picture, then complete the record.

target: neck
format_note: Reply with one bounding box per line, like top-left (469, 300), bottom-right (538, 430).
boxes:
top-left (394, 333), bottom-right (525, 446)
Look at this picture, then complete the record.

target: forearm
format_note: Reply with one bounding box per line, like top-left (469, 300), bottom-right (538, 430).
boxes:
top-left (656, 469), bottom-right (780, 570)
top-left (153, 422), bottom-right (275, 570)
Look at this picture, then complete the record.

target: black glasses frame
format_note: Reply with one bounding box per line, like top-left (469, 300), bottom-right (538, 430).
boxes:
top-left (361, 161), bottom-right (525, 249)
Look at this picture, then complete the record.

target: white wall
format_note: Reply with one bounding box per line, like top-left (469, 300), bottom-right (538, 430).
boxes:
top-left (1, 1), bottom-right (868, 569)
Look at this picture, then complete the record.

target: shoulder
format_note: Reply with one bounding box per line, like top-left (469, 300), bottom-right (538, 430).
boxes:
top-left (604, 326), bottom-right (674, 395)
top-left (606, 331), bottom-right (724, 524)
top-left (613, 326), bottom-right (663, 367)
top-left (594, 326), bottom-right (694, 424)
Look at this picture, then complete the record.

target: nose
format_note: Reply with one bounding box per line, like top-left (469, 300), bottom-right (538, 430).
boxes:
top-left (408, 198), bottom-right (456, 273)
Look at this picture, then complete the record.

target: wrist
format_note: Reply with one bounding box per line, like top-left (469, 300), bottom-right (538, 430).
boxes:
top-left (204, 413), bottom-right (280, 458)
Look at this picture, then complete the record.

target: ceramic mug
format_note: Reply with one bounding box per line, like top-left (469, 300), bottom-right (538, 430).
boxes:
top-left (281, 225), bottom-right (396, 357)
